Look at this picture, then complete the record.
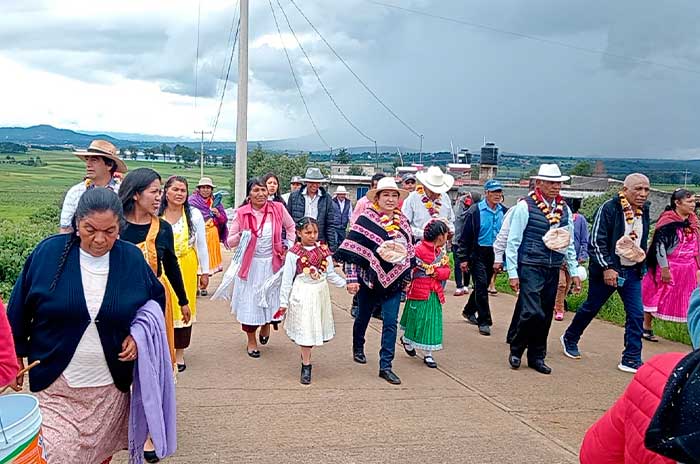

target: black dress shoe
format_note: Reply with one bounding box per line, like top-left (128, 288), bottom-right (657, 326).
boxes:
top-left (353, 350), bottom-right (367, 364)
top-left (478, 325), bottom-right (491, 336)
top-left (463, 312), bottom-right (478, 325)
top-left (199, 289), bottom-right (208, 297)
top-left (144, 450), bottom-right (160, 463)
top-left (247, 349), bottom-right (261, 358)
top-left (528, 360), bottom-right (552, 375)
top-left (379, 369), bottom-right (401, 385)
top-left (259, 335), bottom-right (270, 345)
top-left (300, 364), bottom-right (312, 385)
top-left (508, 353), bottom-right (521, 369)
top-left (423, 356), bottom-right (438, 368)
top-left (177, 363), bottom-right (186, 372)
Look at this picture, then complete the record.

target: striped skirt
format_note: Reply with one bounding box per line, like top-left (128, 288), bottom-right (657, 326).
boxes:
top-left (400, 292), bottom-right (443, 351)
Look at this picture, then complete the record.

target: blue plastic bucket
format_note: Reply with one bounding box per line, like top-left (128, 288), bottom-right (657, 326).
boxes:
top-left (0, 394), bottom-right (47, 464)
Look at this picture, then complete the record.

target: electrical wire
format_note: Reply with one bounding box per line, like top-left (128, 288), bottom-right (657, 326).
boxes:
top-left (210, 18), bottom-right (240, 143)
top-left (269, 0), bottom-right (330, 150)
top-left (275, 0), bottom-right (376, 146)
top-left (366, 0), bottom-right (700, 76)
top-left (288, 0), bottom-right (422, 139)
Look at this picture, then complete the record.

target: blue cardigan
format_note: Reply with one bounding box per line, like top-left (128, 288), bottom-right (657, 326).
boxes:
top-left (7, 234), bottom-right (165, 392)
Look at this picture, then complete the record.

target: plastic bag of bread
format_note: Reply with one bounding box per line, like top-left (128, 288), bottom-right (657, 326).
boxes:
top-left (377, 240), bottom-right (408, 264)
top-left (615, 235), bottom-right (646, 263)
top-left (542, 228), bottom-right (571, 253)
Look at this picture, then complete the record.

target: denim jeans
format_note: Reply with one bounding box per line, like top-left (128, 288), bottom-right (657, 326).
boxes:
top-left (452, 244), bottom-right (471, 289)
top-left (354, 283), bottom-right (402, 370)
top-left (564, 267), bottom-right (643, 363)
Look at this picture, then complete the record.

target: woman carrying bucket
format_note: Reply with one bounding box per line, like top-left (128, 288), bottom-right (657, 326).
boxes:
top-left (6, 188), bottom-right (165, 463)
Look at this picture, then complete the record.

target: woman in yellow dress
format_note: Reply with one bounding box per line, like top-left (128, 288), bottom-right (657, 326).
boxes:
top-left (189, 177), bottom-right (228, 295)
top-left (160, 176), bottom-right (210, 371)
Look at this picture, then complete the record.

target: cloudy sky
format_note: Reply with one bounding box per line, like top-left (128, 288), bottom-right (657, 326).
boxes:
top-left (2, 0), bottom-right (699, 156)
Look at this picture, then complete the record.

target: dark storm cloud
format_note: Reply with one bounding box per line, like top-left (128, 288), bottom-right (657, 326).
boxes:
top-left (2, 0), bottom-right (700, 155)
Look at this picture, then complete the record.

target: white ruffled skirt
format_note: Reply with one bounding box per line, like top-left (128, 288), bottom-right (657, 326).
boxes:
top-left (284, 275), bottom-right (335, 346)
top-left (231, 255), bottom-right (279, 326)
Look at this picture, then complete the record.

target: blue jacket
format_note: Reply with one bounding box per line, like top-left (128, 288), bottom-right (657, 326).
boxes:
top-left (8, 235), bottom-right (165, 392)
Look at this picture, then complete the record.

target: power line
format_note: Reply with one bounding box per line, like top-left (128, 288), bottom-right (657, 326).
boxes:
top-left (287, 0), bottom-right (422, 139)
top-left (269, 0), bottom-right (330, 150)
top-left (366, 0), bottom-right (700, 76)
top-left (275, 0), bottom-right (376, 145)
top-left (210, 18), bottom-right (241, 143)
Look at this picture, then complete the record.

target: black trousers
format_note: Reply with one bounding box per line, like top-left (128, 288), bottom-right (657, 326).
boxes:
top-left (507, 264), bottom-right (560, 362)
top-left (463, 246), bottom-right (495, 326)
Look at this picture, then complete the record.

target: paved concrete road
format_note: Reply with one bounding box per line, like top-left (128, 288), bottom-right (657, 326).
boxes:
top-left (116, 259), bottom-right (690, 463)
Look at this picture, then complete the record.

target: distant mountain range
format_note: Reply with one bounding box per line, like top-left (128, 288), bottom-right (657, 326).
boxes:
top-left (0, 125), bottom-right (419, 155)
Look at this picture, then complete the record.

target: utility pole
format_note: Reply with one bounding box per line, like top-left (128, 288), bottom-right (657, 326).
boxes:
top-left (419, 134), bottom-right (424, 164)
top-left (234, 0), bottom-right (249, 206)
top-left (194, 130), bottom-right (212, 178)
top-left (684, 169), bottom-right (690, 188)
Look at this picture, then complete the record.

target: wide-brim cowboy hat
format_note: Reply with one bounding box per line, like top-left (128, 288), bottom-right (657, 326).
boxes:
top-left (531, 163), bottom-right (570, 182)
top-left (197, 177), bottom-right (215, 188)
top-left (367, 177), bottom-right (409, 203)
top-left (301, 167), bottom-right (328, 183)
top-left (74, 139), bottom-right (127, 173)
top-left (334, 186), bottom-right (348, 195)
top-left (416, 166), bottom-right (454, 194)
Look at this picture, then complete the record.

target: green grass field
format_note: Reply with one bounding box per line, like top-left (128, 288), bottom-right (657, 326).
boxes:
top-left (0, 150), bottom-right (236, 219)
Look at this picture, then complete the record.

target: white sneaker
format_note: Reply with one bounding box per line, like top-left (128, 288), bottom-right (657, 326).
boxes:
top-left (617, 362), bottom-right (641, 374)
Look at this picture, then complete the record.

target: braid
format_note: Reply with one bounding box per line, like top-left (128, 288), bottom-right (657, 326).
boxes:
top-left (50, 230), bottom-right (78, 291)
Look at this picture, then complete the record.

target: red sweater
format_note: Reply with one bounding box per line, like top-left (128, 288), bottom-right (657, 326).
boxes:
top-left (0, 297), bottom-right (18, 387)
top-left (406, 242), bottom-right (450, 303)
top-left (580, 352), bottom-right (685, 464)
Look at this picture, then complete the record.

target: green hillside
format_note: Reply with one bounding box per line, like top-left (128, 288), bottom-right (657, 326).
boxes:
top-left (0, 150), bottom-right (235, 219)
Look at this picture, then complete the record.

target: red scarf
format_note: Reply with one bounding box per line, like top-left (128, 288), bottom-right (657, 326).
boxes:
top-left (236, 201), bottom-right (286, 279)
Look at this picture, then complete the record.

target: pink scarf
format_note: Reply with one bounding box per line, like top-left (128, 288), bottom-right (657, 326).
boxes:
top-left (236, 201), bottom-right (286, 279)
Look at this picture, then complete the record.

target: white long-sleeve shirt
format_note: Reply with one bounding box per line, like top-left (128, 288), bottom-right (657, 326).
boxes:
top-left (279, 248), bottom-right (346, 308)
top-left (493, 205), bottom-right (518, 264)
top-left (401, 191), bottom-right (455, 240)
top-left (190, 209), bottom-right (210, 275)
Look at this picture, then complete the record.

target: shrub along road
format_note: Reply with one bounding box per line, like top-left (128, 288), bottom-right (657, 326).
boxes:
top-left (114, 254), bottom-right (689, 463)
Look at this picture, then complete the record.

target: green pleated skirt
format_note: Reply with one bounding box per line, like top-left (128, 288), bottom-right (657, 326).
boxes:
top-left (400, 292), bottom-right (443, 351)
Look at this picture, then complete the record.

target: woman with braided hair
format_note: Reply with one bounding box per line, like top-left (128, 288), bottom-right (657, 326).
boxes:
top-left (7, 188), bottom-right (165, 463)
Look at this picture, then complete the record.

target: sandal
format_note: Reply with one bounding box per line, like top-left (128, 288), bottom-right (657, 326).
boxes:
top-left (554, 311), bottom-right (565, 321)
top-left (642, 329), bottom-right (659, 342)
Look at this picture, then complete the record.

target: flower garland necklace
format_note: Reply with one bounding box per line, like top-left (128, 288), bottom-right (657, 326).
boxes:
top-left (531, 189), bottom-right (565, 225)
top-left (619, 192), bottom-right (642, 240)
top-left (372, 204), bottom-right (402, 238)
top-left (416, 185), bottom-right (442, 218)
top-left (295, 243), bottom-right (329, 279)
top-left (416, 245), bottom-right (450, 276)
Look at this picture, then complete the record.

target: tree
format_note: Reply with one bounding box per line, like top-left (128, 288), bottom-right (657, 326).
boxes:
top-left (235, 145), bottom-right (309, 202)
top-left (347, 165), bottom-right (364, 176)
top-left (335, 148), bottom-right (351, 164)
top-left (174, 144), bottom-right (197, 164)
top-left (570, 161), bottom-right (593, 177)
top-left (160, 144), bottom-right (171, 163)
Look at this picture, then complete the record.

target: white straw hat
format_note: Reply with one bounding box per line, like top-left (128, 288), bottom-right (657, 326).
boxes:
top-left (531, 164), bottom-right (570, 182)
top-left (416, 166), bottom-right (454, 194)
top-left (367, 177), bottom-right (409, 202)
